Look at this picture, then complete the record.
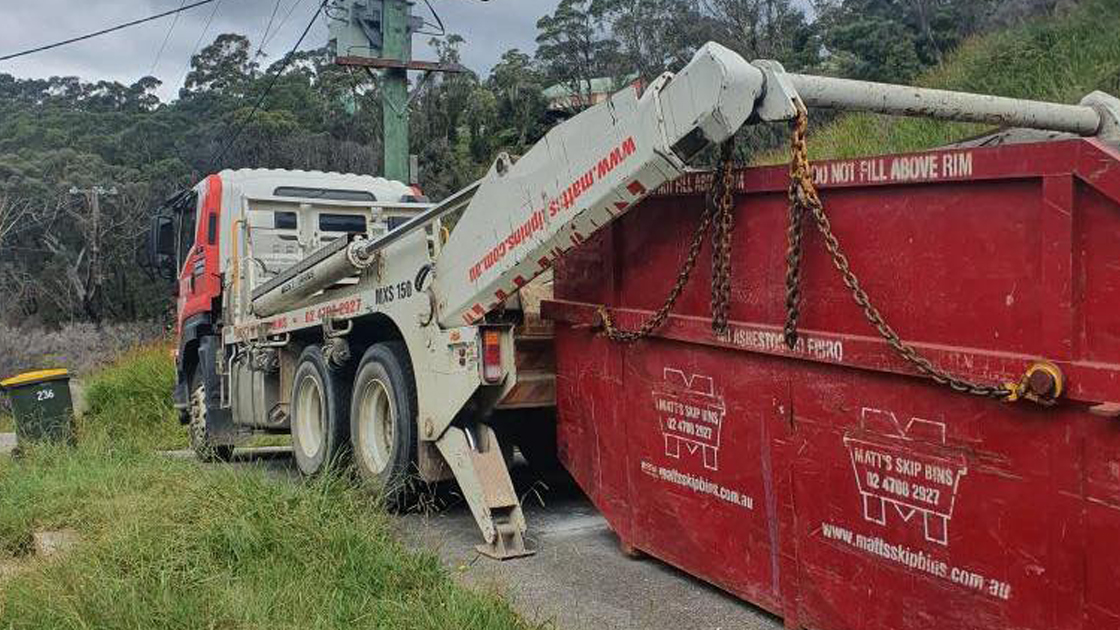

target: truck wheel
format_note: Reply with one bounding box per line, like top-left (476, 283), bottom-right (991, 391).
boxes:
top-left (290, 346), bottom-right (350, 476)
top-left (350, 342), bottom-right (417, 507)
top-left (189, 366), bottom-right (234, 463)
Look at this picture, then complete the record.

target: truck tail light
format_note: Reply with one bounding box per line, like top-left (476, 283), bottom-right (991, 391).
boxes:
top-left (481, 328), bottom-right (503, 384)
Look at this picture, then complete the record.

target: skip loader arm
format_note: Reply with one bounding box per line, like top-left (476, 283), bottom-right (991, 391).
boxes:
top-left (429, 46), bottom-right (1120, 330)
top-left (430, 43), bottom-right (788, 328)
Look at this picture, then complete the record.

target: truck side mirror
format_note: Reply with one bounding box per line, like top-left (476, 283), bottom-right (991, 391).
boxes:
top-left (149, 213), bottom-right (178, 281)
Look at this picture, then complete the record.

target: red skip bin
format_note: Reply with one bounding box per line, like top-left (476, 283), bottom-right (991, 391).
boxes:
top-left (545, 138), bottom-right (1120, 630)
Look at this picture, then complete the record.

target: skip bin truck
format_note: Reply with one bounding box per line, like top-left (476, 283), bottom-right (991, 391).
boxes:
top-left (148, 42), bottom-right (1120, 560)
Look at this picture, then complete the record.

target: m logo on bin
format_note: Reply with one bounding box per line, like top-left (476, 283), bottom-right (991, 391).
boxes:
top-left (652, 368), bottom-right (726, 471)
top-left (843, 408), bottom-right (968, 546)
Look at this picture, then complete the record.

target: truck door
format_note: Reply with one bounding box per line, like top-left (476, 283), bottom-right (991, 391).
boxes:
top-left (174, 175), bottom-right (224, 330)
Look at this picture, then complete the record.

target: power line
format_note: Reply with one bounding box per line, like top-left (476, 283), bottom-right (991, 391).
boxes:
top-left (150, 0), bottom-right (191, 75)
top-left (420, 0), bottom-right (447, 36)
top-left (254, 0), bottom-right (287, 59)
top-left (260, 0), bottom-right (307, 51)
top-left (177, 0), bottom-right (224, 94)
top-left (208, 0), bottom-right (328, 170)
top-left (0, 0), bottom-right (221, 63)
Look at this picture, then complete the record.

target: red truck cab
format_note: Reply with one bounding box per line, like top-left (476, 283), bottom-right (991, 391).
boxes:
top-left (149, 176), bottom-right (225, 423)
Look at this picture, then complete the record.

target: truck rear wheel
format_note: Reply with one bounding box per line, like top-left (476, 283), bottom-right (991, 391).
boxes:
top-left (350, 342), bottom-right (417, 507)
top-left (290, 346), bottom-right (350, 476)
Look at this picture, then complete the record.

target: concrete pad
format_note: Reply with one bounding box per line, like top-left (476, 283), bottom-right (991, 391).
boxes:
top-left (69, 379), bottom-right (88, 418)
top-left (32, 530), bottom-right (79, 557)
top-left (162, 446), bottom-right (301, 481)
top-left (161, 449), bottom-right (196, 460)
top-left (0, 433), bottom-right (15, 455)
top-left (161, 446), bottom-right (293, 462)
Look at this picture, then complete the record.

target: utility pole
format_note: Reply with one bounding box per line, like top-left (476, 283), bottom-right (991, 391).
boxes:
top-left (329, 0), bottom-right (467, 184)
top-left (380, 0), bottom-right (411, 183)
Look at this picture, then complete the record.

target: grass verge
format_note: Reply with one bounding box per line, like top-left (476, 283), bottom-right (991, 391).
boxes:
top-left (757, 0), bottom-right (1120, 163)
top-left (0, 347), bottom-right (529, 630)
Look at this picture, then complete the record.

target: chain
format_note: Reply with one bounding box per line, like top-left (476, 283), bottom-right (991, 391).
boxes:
top-left (710, 140), bottom-right (737, 336)
top-left (783, 103), bottom-right (1013, 400)
top-left (600, 139), bottom-right (737, 343)
top-left (782, 108), bottom-right (809, 350)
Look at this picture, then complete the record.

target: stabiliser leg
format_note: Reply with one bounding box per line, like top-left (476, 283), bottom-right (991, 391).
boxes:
top-left (435, 424), bottom-right (535, 560)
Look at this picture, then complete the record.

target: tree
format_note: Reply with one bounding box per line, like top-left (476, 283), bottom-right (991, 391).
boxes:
top-left (702, 0), bottom-right (820, 70)
top-left (487, 49), bottom-right (549, 148)
top-left (591, 0), bottom-right (703, 80)
top-left (182, 34), bottom-right (259, 97)
top-left (813, 0), bottom-right (1003, 83)
top-left (0, 197), bottom-right (36, 252)
top-left (535, 0), bottom-right (619, 104)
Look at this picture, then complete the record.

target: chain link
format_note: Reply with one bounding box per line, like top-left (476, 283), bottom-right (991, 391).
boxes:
top-left (782, 103), bottom-right (1012, 400)
top-left (710, 141), bottom-right (737, 336)
top-left (782, 109), bottom-right (809, 350)
top-left (600, 139), bottom-right (737, 343)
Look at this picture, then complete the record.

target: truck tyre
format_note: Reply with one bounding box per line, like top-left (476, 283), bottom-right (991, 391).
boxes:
top-left (189, 366), bottom-right (234, 463)
top-left (350, 342), bottom-right (417, 507)
top-left (290, 346), bottom-right (350, 476)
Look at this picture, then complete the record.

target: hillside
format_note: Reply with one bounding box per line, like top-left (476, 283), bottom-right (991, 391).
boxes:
top-left (761, 0), bottom-right (1120, 163)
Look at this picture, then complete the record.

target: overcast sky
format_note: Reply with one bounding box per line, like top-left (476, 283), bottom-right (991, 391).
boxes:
top-left (0, 0), bottom-right (562, 101)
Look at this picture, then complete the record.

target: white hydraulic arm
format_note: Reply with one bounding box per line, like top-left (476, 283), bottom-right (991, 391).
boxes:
top-left (428, 48), bottom-right (1120, 329)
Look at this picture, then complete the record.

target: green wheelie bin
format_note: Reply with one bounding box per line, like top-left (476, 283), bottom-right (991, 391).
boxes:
top-left (0, 369), bottom-right (74, 448)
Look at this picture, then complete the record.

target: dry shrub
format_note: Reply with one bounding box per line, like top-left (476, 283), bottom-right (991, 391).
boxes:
top-left (0, 322), bottom-right (165, 414)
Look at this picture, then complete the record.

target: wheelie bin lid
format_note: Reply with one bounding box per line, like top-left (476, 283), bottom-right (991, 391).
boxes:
top-left (0, 369), bottom-right (69, 390)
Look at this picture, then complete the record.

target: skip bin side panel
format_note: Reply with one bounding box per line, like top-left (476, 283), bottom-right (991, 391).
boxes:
top-left (787, 362), bottom-right (1090, 630)
top-left (623, 341), bottom-right (789, 615)
top-left (547, 139), bottom-right (1120, 630)
top-left (1078, 181), bottom-right (1120, 365)
top-left (555, 327), bottom-right (633, 535)
top-left (554, 224), bottom-right (636, 540)
top-left (1083, 414), bottom-right (1120, 628)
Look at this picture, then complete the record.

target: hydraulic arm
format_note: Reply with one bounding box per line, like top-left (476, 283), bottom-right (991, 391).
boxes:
top-left (430, 47), bottom-right (1119, 330)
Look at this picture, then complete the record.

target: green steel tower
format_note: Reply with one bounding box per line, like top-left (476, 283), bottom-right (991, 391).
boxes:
top-left (331, 0), bottom-right (448, 183)
top-left (378, 0), bottom-right (411, 183)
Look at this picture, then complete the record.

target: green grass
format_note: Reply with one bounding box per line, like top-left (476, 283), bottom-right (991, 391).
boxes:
top-left (758, 0), bottom-right (1120, 163)
top-left (0, 413), bottom-right (11, 433)
top-left (0, 348), bottom-right (529, 630)
top-left (78, 345), bottom-right (187, 451)
top-left (245, 433), bottom-right (294, 448)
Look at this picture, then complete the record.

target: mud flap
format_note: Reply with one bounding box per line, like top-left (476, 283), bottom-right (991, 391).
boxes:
top-left (435, 424), bottom-right (535, 560)
top-left (198, 336), bottom-right (239, 445)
